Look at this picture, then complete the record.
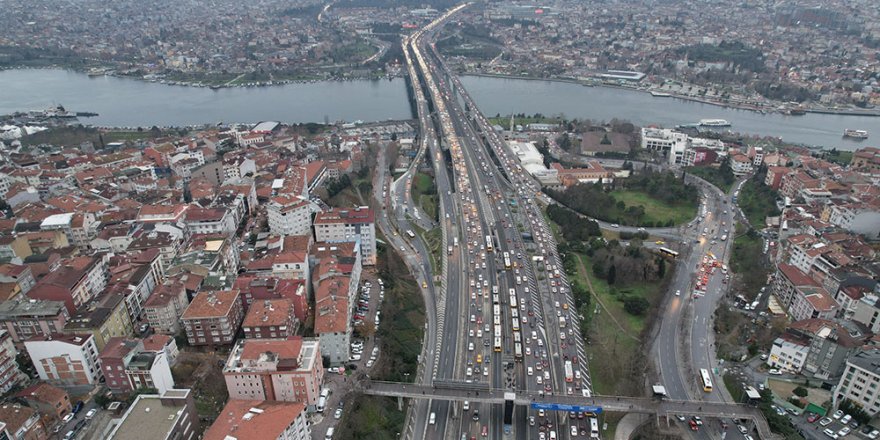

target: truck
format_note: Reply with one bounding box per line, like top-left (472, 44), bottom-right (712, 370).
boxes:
top-left (652, 384), bottom-right (668, 398)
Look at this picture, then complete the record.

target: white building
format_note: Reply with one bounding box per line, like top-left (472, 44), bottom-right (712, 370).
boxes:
top-left (641, 127), bottom-right (689, 165)
top-left (23, 333), bottom-right (102, 386)
top-left (827, 202), bottom-right (880, 239)
top-left (313, 207), bottom-right (376, 266)
top-left (203, 400), bottom-right (311, 440)
top-left (767, 335), bottom-right (809, 373)
top-left (183, 207), bottom-right (237, 236)
top-left (834, 350), bottom-right (880, 415)
top-left (267, 195), bottom-right (313, 237)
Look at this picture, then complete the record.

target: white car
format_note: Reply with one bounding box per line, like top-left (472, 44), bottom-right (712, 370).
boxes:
top-left (832, 410), bottom-right (844, 419)
top-left (85, 409), bottom-right (97, 419)
top-left (334, 408), bottom-right (343, 419)
top-left (527, 367), bottom-right (533, 376)
top-left (768, 369), bottom-right (782, 375)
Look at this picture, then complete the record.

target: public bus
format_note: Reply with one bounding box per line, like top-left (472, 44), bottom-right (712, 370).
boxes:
top-left (511, 316), bottom-right (520, 331)
top-left (494, 324), bottom-right (502, 338)
top-left (564, 360), bottom-right (574, 383)
top-left (502, 252), bottom-right (512, 269)
top-left (699, 368), bottom-right (713, 392)
top-left (493, 337), bottom-right (502, 352)
top-left (406, 230), bottom-right (416, 239)
top-left (513, 331), bottom-right (521, 343)
top-left (514, 342), bottom-right (523, 360)
top-left (485, 235), bottom-right (494, 253)
top-left (492, 293), bottom-right (500, 305)
top-left (590, 417), bottom-right (599, 438)
top-left (493, 304), bottom-right (502, 317)
top-left (658, 247), bottom-right (679, 259)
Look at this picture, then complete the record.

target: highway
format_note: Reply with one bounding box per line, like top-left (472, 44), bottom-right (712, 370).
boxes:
top-left (402, 7), bottom-right (598, 439)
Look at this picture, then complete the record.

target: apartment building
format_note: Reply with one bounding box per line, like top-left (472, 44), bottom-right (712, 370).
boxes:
top-left (223, 337), bottom-right (324, 409)
top-left (0, 331), bottom-right (25, 394)
top-left (183, 207), bottom-right (237, 236)
top-left (181, 290), bottom-right (244, 347)
top-left (242, 299), bottom-right (297, 339)
top-left (143, 282), bottom-right (190, 335)
top-left (0, 404), bottom-right (47, 440)
top-left (834, 350), bottom-right (880, 415)
top-left (107, 389), bottom-right (200, 440)
top-left (787, 285), bottom-right (838, 322)
top-left (767, 334), bottom-right (810, 373)
top-left (62, 292), bottom-right (133, 350)
top-left (267, 195), bottom-right (312, 236)
top-left (23, 333), bottom-right (102, 386)
top-left (203, 400), bottom-right (311, 440)
top-left (16, 382), bottom-right (71, 422)
top-left (0, 298), bottom-right (69, 344)
top-left (27, 255), bottom-right (109, 314)
top-left (314, 276), bottom-right (350, 365)
top-left (313, 206), bottom-right (376, 265)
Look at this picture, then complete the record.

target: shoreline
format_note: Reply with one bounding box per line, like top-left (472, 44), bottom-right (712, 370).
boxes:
top-left (461, 72), bottom-right (880, 118)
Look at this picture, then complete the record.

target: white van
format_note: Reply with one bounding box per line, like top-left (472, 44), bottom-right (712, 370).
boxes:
top-left (429, 412), bottom-right (436, 425)
top-left (325, 427), bottom-right (335, 440)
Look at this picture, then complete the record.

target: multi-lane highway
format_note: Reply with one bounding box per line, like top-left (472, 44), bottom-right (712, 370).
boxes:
top-left (400, 6), bottom-right (598, 439)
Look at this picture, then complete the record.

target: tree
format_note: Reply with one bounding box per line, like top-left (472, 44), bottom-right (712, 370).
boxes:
top-left (792, 386), bottom-right (808, 398)
top-left (623, 296), bottom-right (649, 316)
top-left (607, 264), bottom-right (617, 285)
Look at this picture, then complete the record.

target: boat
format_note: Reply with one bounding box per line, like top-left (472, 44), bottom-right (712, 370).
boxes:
top-left (843, 129), bottom-right (869, 139)
top-left (699, 119), bottom-right (731, 127)
top-left (650, 91), bottom-right (672, 97)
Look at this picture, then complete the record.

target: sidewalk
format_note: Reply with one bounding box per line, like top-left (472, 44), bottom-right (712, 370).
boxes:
top-left (614, 413), bottom-right (649, 440)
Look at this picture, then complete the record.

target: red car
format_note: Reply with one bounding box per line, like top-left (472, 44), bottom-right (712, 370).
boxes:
top-left (481, 425), bottom-right (488, 437)
top-left (689, 420), bottom-right (699, 431)
top-left (807, 413), bottom-right (820, 423)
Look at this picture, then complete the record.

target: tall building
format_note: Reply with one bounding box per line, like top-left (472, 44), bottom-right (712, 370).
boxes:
top-left (0, 331), bottom-right (25, 394)
top-left (223, 337), bottom-right (324, 409)
top-left (203, 400), bottom-right (311, 440)
top-left (143, 282), bottom-right (190, 335)
top-left (180, 290), bottom-right (243, 347)
top-left (267, 195), bottom-right (312, 236)
top-left (834, 350), bottom-right (880, 415)
top-left (0, 404), bottom-right (47, 440)
top-left (23, 333), bottom-right (102, 386)
top-left (314, 207), bottom-right (376, 265)
top-left (107, 389), bottom-right (200, 440)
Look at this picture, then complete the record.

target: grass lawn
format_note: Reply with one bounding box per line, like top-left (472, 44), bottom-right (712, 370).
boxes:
top-left (334, 394), bottom-right (405, 440)
top-left (610, 190), bottom-right (697, 226)
top-left (413, 224), bottom-right (443, 274)
top-left (730, 228), bottom-right (769, 298)
top-left (738, 177), bottom-right (780, 228)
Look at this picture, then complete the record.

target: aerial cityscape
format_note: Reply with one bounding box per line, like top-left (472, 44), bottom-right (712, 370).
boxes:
top-left (0, 1), bottom-right (879, 440)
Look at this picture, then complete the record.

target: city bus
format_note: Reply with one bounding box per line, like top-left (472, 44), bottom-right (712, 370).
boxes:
top-left (494, 337), bottom-right (502, 352)
top-left (511, 316), bottom-right (520, 331)
top-left (485, 235), bottom-right (494, 253)
top-left (590, 417), bottom-right (599, 438)
top-left (492, 293), bottom-right (500, 305)
top-left (564, 360), bottom-right (574, 383)
top-left (699, 368), bottom-right (713, 392)
top-left (502, 252), bottom-right (512, 269)
top-left (658, 247), bottom-right (679, 259)
top-left (406, 230), bottom-right (416, 239)
top-left (513, 331), bottom-right (521, 343)
top-left (514, 342), bottom-right (523, 360)
top-left (494, 324), bottom-right (502, 338)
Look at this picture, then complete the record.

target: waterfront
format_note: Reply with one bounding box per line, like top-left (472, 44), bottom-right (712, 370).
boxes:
top-left (2, 68), bottom-right (879, 150)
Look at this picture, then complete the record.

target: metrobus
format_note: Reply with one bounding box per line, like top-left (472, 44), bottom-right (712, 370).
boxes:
top-left (511, 316), bottom-right (520, 331)
top-left (564, 360), bottom-right (574, 383)
top-left (493, 337), bottom-right (502, 352)
top-left (485, 235), bottom-right (494, 252)
top-left (494, 324), bottom-right (502, 338)
top-left (493, 313), bottom-right (502, 326)
top-left (406, 230), bottom-right (416, 239)
top-left (658, 247), bottom-right (679, 259)
top-left (493, 304), bottom-right (502, 317)
top-left (492, 293), bottom-right (500, 305)
top-left (590, 418), bottom-right (599, 438)
top-left (514, 342), bottom-right (523, 360)
top-left (699, 368), bottom-right (713, 392)
top-left (502, 252), bottom-right (512, 269)
top-left (513, 331), bottom-right (521, 343)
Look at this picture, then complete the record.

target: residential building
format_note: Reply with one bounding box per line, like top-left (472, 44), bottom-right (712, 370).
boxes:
top-left (62, 292), bottom-right (133, 350)
top-left (0, 331), bottom-right (25, 394)
top-left (765, 166), bottom-right (790, 190)
top-left (142, 334), bottom-right (180, 366)
top-left (15, 382), bottom-right (71, 422)
top-left (203, 400), bottom-right (310, 440)
top-left (27, 254), bottom-right (109, 314)
top-left (790, 318), bottom-right (867, 380)
top-left (730, 154), bottom-right (753, 176)
top-left (0, 298), bottom-right (69, 344)
top-left (143, 282), bottom-right (190, 335)
top-left (0, 264), bottom-right (36, 295)
top-left (640, 127), bottom-right (688, 165)
top-left (267, 195), bottom-right (312, 236)
top-left (107, 389), bottom-right (200, 440)
top-left (313, 277), bottom-right (350, 365)
top-left (23, 333), bottom-right (101, 386)
top-left (181, 290), bottom-right (243, 347)
top-left (242, 299), bottom-right (297, 339)
top-left (223, 337), bottom-right (324, 409)
top-left (827, 201), bottom-right (880, 238)
top-left (850, 147), bottom-right (880, 171)
top-left (787, 285), bottom-right (838, 321)
top-left (313, 206), bottom-right (376, 265)
top-left (773, 263), bottom-right (819, 309)
top-left (767, 334), bottom-right (810, 373)
top-left (834, 350), bottom-right (880, 415)
top-left (0, 404), bottom-right (47, 440)
top-left (183, 207), bottom-right (236, 236)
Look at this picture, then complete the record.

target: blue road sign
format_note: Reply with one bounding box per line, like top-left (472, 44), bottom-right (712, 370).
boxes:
top-left (530, 403), bottom-right (603, 414)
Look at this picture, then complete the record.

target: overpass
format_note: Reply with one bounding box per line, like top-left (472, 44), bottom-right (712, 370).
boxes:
top-left (357, 380), bottom-right (781, 440)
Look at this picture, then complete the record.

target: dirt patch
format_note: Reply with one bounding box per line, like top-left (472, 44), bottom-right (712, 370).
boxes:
top-left (171, 351), bottom-right (228, 423)
top-left (580, 131), bottom-right (632, 155)
top-left (768, 379), bottom-right (831, 407)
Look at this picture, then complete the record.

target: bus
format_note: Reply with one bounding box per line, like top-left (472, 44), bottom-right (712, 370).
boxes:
top-left (406, 230), bottom-right (416, 239)
top-left (513, 331), bottom-right (521, 343)
top-left (492, 293), bottom-right (500, 305)
top-left (511, 316), bottom-right (520, 331)
top-left (493, 314), bottom-right (501, 326)
top-left (564, 360), bottom-right (574, 383)
top-left (493, 304), bottom-right (502, 317)
top-left (658, 247), bottom-right (679, 259)
top-left (699, 368), bottom-right (713, 392)
top-left (514, 342), bottom-right (523, 360)
top-left (590, 417), bottom-right (599, 438)
top-left (485, 235), bottom-right (494, 253)
top-left (493, 337), bottom-right (502, 352)
top-left (494, 324), bottom-right (502, 337)
top-left (502, 252), bottom-right (512, 269)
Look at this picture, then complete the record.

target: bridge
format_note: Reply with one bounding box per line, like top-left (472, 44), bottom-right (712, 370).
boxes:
top-left (357, 380), bottom-right (780, 439)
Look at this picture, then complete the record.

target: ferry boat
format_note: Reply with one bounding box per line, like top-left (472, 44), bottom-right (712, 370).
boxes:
top-left (699, 119), bottom-right (731, 127)
top-left (650, 91), bottom-right (672, 97)
top-left (843, 129), bottom-right (869, 139)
